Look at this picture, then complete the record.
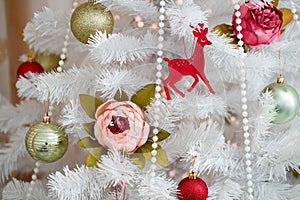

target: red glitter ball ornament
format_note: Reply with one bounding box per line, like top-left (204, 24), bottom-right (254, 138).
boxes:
top-left (177, 176), bottom-right (208, 200)
top-left (17, 56), bottom-right (44, 78)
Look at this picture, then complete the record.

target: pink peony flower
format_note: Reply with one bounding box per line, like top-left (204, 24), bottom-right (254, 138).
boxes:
top-left (94, 100), bottom-right (150, 154)
top-left (232, 2), bottom-right (283, 48)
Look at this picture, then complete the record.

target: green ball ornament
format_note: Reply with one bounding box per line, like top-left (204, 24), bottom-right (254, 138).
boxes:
top-left (70, 1), bottom-right (114, 44)
top-left (35, 53), bottom-right (61, 72)
top-left (262, 75), bottom-right (300, 124)
top-left (25, 117), bottom-right (68, 163)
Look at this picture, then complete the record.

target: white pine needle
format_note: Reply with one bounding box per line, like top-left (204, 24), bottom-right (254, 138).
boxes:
top-left (145, 98), bottom-right (182, 132)
top-left (97, 0), bottom-right (158, 21)
top-left (88, 31), bottom-right (156, 65)
top-left (2, 178), bottom-right (47, 200)
top-left (168, 2), bottom-right (208, 41)
top-left (23, 7), bottom-right (69, 54)
top-left (16, 64), bottom-right (153, 104)
top-left (251, 0), bottom-right (274, 7)
top-left (0, 128), bottom-right (28, 182)
top-left (256, 123), bottom-right (300, 181)
top-left (281, 20), bottom-right (300, 41)
top-left (208, 178), bottom-right (243, 200)
top-left (16, 65), bottom-right (105, 104)
top-left (0, 100), bottom-right (43, 133)
top-left (206, 33), bottom-right (244, 82)
top-left (48, 165), bottom-right (103, 200)
top-left (93, 68), bottom-right (151, 99)
top-left (250, 92), bottom-right (276, 152)
top-left (162, 120), bottom-right (203, 158)
top-left (137, 173), bottom-right (177, 200)
top-left (59, 99), bottom-right (90, 135)
top-left (168, 93), bottom-right (226, 119)
top-left (97, 148), bottom-right (139, 188)
top-left (256, 182), bottom-right (300, 200)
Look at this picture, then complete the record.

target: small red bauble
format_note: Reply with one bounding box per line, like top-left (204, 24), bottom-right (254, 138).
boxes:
top-left (177, 176), bottom-right (208, 200)
top-left (17, 57), bottom-right (44, 78)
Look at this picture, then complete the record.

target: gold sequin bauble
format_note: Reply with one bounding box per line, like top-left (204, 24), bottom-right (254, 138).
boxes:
top-left (25, 122), bottom-right (68, 163)
top-left (35, 53), bottom-right (61, 72)
top-left (70, 2), bottom-right (114, 43)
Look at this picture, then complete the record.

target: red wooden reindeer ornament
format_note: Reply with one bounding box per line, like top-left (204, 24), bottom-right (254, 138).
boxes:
top-left (163, 23), bottom-right (215, 100)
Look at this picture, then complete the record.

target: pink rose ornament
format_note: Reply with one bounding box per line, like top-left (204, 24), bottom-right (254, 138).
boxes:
top-left (94, 100), bottom-right (150, 154)
top-left (232, 2), bottom-right (283, 48)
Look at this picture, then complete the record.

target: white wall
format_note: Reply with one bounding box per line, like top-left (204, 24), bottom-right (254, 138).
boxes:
top-left (0, 0), bottom-right (10, 101)
top-left (2, 0), bottom-right (74, 103)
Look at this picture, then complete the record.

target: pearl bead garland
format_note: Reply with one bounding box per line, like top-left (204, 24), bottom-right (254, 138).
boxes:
top-left (150, 0), bottom-right (165, 178)
top-left (234, 2), bottom-right (253, 199)
top-left (57, 2), bottom-right (78, 73)
top-left (25, 161), bottom-right (40, 200)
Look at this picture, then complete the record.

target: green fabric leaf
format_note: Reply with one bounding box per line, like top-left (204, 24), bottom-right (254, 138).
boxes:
top-left (156, 145), bottom-right (168, 167)
top-left (212, 24), bottom-right (234, 37)
top-left (131, 84), bottom-right (156, 110)
top-left (211, 24), bottom-right (238, 45)
top-left (114, 90), bottom-right (129, 101)
top-left (139, 142), bottom-right (168, 167)
top-left (79, 94), bottom-right (103, 119)
top-left (130, 151), bottom-right (145, 169)
top-left (82, 122), bottom-right (95, 137)
top-left (137, 141), bottom-right (153, 153)
top-left (280, 8), bottom-right (294, 29)
top-left (148, 127), bottom-right (170, 142)
top-left (272, 0), bottom-right (279, 7)
top-left (77, 137), bottom-right (100, 148)
top-left (85, 147), bottom-right (105, 167)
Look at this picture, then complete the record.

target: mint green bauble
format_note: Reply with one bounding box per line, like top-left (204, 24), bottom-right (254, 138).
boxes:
top-left (262, 80), bottom-right (300, 124)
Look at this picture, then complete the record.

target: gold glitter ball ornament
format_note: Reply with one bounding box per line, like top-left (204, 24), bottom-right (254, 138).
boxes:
top-left (25, 121), bottom-right (68, 163)
top-left (70, 2), bottom-right (114, 44)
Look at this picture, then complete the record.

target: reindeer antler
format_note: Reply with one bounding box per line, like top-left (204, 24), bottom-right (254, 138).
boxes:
top-left (198, 23), bottom-right (204, 28)
top-left (191, 23), bottom-right (208, 40)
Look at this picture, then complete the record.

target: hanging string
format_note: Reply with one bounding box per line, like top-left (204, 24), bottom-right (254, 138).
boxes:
top-left (278, 49), bottom-right (287, 77)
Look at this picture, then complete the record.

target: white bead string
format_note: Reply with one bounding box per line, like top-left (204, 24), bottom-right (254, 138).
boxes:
top-left (150, 0), bottom-right (165, 178)
top-left (234, 2), bottom-right (253, 200)
top-left (57, 1), bottom-right (78, 73)
top-left (25, 161), bottom-right (40, 200)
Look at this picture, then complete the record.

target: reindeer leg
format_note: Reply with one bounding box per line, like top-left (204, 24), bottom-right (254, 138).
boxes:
top-left (199, 73), bottom-right (216, 94)
top-left (165, 72), bottom-right (185, 98)
top-left (163, 79), bottom-right (172, 100)
top-left (187, 73), bottom-right (199, 92)
top-left (170, 82), bottom-right (185, 97)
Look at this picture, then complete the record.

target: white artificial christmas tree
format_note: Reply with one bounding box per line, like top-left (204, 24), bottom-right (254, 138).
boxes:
top-left (1, 0), bottom-right (300, 199)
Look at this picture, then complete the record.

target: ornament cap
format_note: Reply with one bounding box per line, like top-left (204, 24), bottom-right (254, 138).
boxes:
top-left (189, 170), bottom-right (198, 180)
top-left (277, 74), bottom-right (284, 84)
top-left (27, 55), bottom-right (35, 63)
top-left (43, 114), bottom-right (51, 124)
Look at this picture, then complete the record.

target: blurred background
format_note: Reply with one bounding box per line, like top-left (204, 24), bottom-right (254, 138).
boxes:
top-left (0, 0), bottom-right (79, 103)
